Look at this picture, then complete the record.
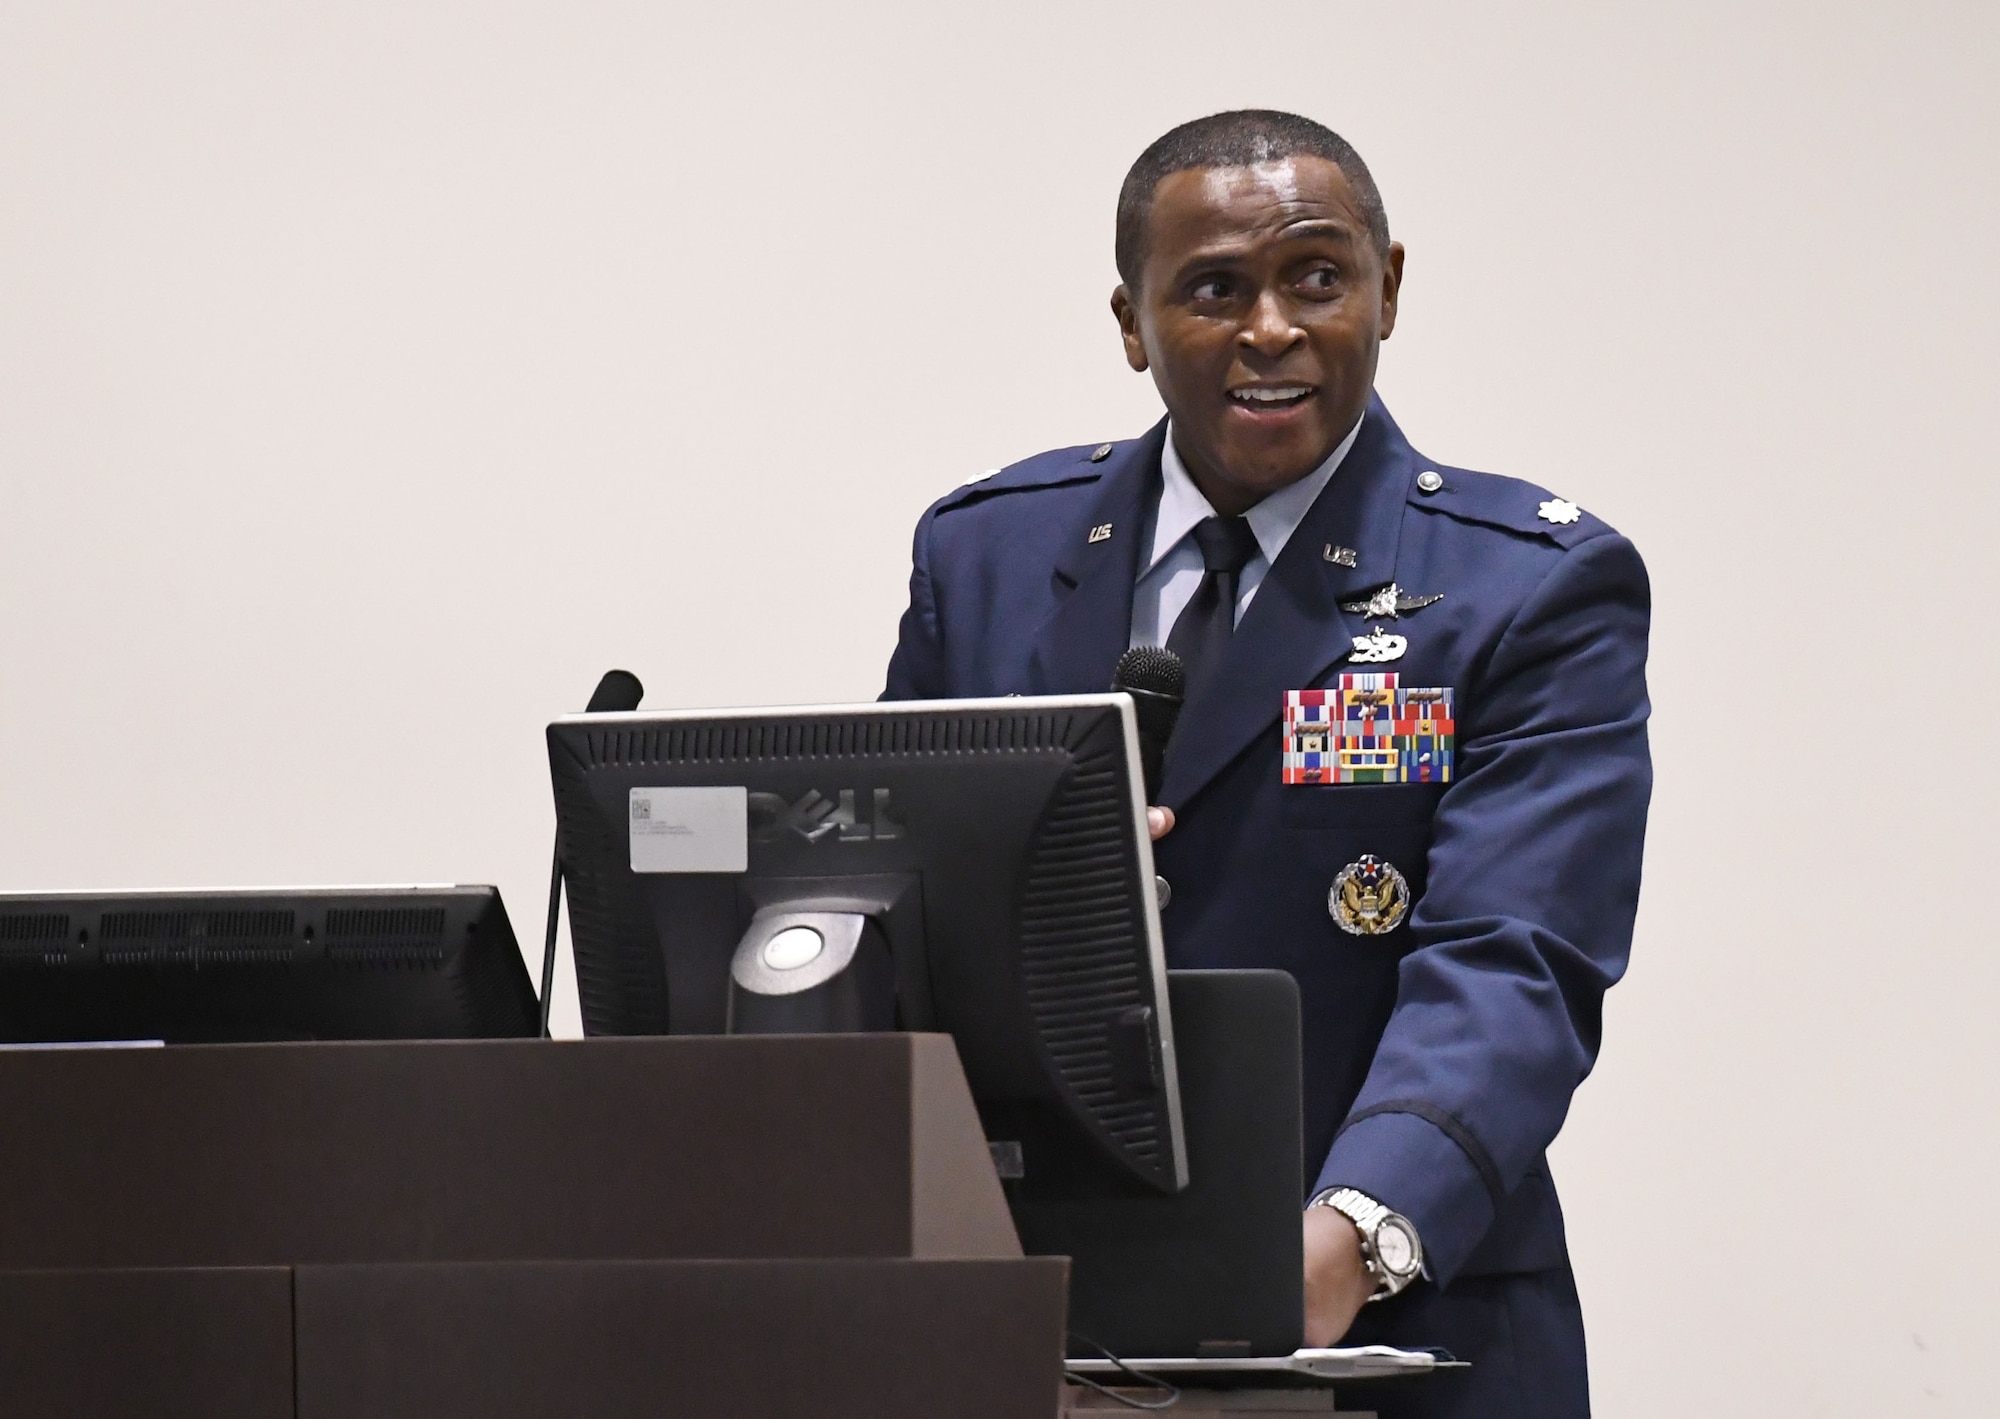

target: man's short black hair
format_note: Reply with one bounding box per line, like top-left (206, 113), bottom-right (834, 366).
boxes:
top-left (1115, 110), bottom-right (1391, 289)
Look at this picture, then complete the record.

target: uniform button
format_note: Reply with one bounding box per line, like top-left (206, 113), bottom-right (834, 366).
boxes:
top-left (1090, 443), bottom-right (1114, 462)
top-left (1416, 470), bottom-right (1444, 494)
top-left (1155, 875), bottom-right (1172, 910)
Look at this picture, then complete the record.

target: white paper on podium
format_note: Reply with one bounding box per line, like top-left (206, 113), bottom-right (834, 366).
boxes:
top-left (1066, 1344), bottom-right (1459, 1381)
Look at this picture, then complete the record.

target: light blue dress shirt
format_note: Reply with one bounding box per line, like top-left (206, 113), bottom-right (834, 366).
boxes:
top-left (1129, 416), bottom-right (1365, 649)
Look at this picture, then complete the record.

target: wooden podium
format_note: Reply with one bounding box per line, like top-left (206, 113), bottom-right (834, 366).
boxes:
top-left (0, 1034), bottom-right (1067, 1418)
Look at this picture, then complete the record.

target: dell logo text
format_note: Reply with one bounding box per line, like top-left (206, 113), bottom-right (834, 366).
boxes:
top-left (748, 789), bottom-right (905, 844)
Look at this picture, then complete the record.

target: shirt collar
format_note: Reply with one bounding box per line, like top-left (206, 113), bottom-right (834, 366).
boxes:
top-left (1144, 414), bottom-right (1365, 575)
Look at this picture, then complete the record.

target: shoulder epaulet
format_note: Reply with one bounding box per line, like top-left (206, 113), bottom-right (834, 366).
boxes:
top-left (932, 440), bottom-right (1121, 515)
top-left (1405, 463), bottom-right (1617, 549)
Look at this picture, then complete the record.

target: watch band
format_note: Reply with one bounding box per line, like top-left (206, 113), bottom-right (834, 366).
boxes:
top-left (1310, 1186), bottom-right (1424, 1301)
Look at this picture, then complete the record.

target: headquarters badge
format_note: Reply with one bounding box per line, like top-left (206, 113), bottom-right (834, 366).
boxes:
top-left (1329, 855), bottom-right (1410, 936)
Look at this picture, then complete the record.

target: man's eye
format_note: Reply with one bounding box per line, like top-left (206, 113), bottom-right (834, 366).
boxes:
top-left (1190, 277), bottom-right (1231, 301)
top-left (1299, 266), bottom-right (1340, 292)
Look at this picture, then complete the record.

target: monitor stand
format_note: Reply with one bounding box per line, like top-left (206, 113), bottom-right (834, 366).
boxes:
top-left (726, 905), bottom-right (896, 1033)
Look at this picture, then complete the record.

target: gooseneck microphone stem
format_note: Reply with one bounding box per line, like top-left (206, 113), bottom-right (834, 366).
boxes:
top-left (540, 669), bottom-right (644, 1039)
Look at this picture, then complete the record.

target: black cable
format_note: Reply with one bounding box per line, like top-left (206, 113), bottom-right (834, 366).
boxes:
top-left (1062, 1332), bottom-right (1179, 1411)
top-left (538, 846), bottom-right (562, 1038)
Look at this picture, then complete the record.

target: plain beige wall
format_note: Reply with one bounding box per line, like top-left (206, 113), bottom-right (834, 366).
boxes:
top-left (2, 2), bottom-right (1994, 1412)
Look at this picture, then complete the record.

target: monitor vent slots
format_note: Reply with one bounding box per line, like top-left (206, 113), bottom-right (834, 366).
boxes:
top-left (1017, 754), bottom-right (1164, 1181)
top-left (325, 906), bottom-right (449, 968)
top-left (586, 712), bottom-right (1071, 766)
top-left (99, 909), bottom-right (298, 966)
top-left (0, 913), bottom-right (72, 967)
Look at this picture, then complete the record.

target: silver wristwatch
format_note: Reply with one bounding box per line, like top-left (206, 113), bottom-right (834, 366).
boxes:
top-left (1312, 1186), bottom-right (1424, 1301)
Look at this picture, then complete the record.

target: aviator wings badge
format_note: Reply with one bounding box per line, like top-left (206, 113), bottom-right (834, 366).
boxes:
top-left (1340, 583), bottom-right (1444, 620)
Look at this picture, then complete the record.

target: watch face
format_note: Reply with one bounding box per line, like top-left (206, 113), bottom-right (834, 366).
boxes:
top-left (1375, 1219), bottom-right (1418, 1276)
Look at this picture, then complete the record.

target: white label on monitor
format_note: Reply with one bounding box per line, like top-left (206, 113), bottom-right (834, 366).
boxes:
top-left (628, 787), bottom-right (749, 873)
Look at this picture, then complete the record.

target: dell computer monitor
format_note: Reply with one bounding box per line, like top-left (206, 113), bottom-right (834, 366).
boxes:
top-left (0, 885), bottom-right (538, 1043)
top-left (547, 694), bottom-right (1189, 1195)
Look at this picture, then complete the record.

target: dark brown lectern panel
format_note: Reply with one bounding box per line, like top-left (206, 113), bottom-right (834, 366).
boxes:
top-left (0, 1267), bottom-right (293, 1419)
top-left (0, 1033), bottom-right (1018, 1269)
top-left (293, 1258), bottom-right (1068, 1419)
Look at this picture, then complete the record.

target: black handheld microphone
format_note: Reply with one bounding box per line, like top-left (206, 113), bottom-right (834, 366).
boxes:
top-left (1111, 646), bottom-right (1185, 804)
top-left (541, 669), bottom-right (645, 1036)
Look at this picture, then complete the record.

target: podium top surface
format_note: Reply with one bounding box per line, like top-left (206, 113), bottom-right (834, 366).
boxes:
top-left (0, 1033), bottom-right (1019, 1270)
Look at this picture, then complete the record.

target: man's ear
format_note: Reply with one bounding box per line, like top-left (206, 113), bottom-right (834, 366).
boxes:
top-left (1110, 286), bottom-right (1150, 372)
top-left (1377, 242), bottom-right (1406, 341)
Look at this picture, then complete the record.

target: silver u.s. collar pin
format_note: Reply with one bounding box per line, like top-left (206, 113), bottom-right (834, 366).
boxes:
top-left (1538, 498), bottom-right (1582, 525)
top-left (1340, 582), bottom-right (1444, 620)
top-left (1348, 626), bottom-right (1407, 664)
top-left (1323, 544), bottom-right (1358, 568)
top-left (1088, 523), bottom-right (1113, 544)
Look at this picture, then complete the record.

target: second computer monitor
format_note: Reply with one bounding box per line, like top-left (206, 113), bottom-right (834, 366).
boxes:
top-left (0, 885), bottom-right (537, 1043)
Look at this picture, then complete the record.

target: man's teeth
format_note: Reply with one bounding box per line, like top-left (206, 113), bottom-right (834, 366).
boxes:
top-left (1231, 387), bottom-right (1312, 403)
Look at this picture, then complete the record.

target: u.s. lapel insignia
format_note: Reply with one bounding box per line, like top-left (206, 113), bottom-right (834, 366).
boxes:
top-left (1330, 855), bottom-right (1410, 935)
top-left (1323, 543), bottom-right (1358, 568)
top-left (1088, 523), bottom-right (1113, 544)
top-left (1348, 626), bottom-right (1407, 664)
top-left (1340, 582), bottom-right (1444, 620)
top-left (1538, 498), bottom-right (1582, 525)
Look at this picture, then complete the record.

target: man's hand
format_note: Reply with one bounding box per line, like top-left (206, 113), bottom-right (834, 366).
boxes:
top-left (1146, 806), bottom-right (1175, 840)
top-left (1302, 1204), bottom-right (1375, 1348)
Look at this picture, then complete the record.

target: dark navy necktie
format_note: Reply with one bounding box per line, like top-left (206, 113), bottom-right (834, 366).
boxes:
top-left (1164, 515), bottom-right (1261, 692)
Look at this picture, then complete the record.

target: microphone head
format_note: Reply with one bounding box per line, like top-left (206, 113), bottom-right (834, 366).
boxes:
top-left (1112, 647), bottom-right (1183, 803)
top-left (584, 669), bottom-right (644, 714)
top-left (1111, 645), bottom-right (1185, 701)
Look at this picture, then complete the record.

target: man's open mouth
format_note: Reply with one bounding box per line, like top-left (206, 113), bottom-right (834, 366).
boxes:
top-left (1227, 384), bottom-right (1315, 411)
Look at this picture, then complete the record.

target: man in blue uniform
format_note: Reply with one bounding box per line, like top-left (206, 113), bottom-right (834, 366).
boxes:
top-left (882, 110), bottom-right (1650, 1418)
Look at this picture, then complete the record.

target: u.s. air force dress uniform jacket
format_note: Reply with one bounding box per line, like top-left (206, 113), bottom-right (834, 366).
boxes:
top-left (882, 394), bottom-right (1650, 1417)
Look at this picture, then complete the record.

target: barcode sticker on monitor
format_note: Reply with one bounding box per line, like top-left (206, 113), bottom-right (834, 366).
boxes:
top-left (628, 787), bottom-right (749, 874)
